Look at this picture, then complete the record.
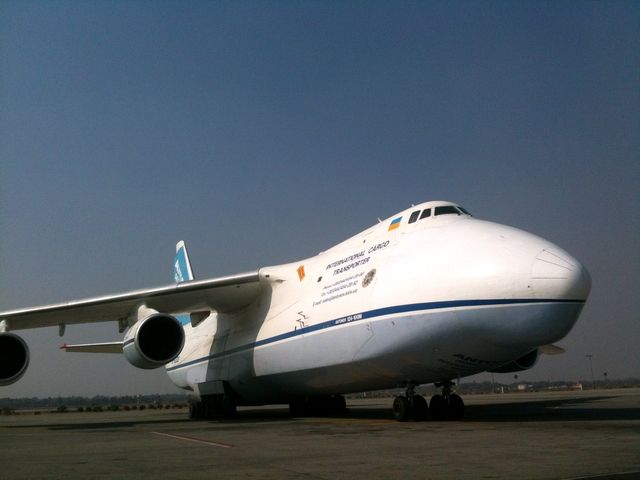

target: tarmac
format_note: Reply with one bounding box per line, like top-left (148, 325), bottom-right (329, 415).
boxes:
top-left (1, 388), bottom-right (639, 480)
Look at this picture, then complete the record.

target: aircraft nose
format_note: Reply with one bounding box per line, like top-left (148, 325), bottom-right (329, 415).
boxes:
top-left (530, 248), bottom-right (591, 301)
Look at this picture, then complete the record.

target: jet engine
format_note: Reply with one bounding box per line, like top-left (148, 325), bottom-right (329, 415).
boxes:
top-left (0, 333), bottom-right (30, 386)
top-left (489, 349), bottom-right (539, 373)
top-left (122, 313), bottom-right (185, 369)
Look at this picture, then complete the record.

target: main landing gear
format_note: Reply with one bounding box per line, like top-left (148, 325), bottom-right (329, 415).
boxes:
top-left (429, 381), bottom-right (464, 421)
top-left (392, 381), bottom-right (464, 422)
top-left (189, 394), bottom-right (237, 420)
top-left (392, 385), bottom-right (429, 422)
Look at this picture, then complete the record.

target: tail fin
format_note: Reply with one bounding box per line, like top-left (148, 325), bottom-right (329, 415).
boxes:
top-left (174, 240), bottom-right (194, 283)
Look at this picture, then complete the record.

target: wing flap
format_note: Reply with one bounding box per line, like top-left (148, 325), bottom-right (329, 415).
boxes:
top-left (1, 271), bottom-right (261, 331)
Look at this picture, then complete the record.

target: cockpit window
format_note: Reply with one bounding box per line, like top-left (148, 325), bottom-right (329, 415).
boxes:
top-left (408, 211), bottom-right (420, 224)
top-left (419, 209), bottom-right (431, 219)
top-left (458, 206), bottom-right (471, 216)
top-left (434, 206), bottom-right (460, 216)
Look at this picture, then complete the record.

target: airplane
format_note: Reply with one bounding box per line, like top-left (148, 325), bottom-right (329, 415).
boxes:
top-left (0, 200), bottom-right (591, 421)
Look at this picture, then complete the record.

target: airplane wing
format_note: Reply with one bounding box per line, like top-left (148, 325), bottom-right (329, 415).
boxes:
top-left (0, 271), bottom-right (261, 332)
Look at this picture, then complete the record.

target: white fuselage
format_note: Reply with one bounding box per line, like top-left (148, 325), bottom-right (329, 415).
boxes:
top-left (166, 202), bottom-right (590, 404)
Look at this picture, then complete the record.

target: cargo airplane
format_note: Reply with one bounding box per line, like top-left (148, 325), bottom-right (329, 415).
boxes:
top-left (0, 201), bottom-right (591, 421)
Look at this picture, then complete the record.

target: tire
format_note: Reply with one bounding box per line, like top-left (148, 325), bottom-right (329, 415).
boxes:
top-left (189, 401), bottom-right (202, 420)
top-left (430, 394), bottom-right (448, 421)
top-left (289, 399), bottom-right (307, 417)
top-left (412, 395), bottom-right (428, 421)
top-left (202, 396), bottom-right (214, 420)
top-left (449, 394), bottom-right (464, 420)
top-left (221, 395), bottom-right (237, 419)
top-left (393, 396), bottom-right (411, 422)
top-left (330, 395), bottom-right (347, 414)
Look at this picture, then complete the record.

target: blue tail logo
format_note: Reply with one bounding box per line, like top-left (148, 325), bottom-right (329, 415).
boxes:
top-left (174, 241), bottom-right (194, 283)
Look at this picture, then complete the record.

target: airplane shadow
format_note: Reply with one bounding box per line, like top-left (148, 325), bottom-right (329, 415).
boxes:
top-left (195, 394), bottom-right (640, 424)
top-left (7, 417), bottom-right (192, 431)
top-left (461, 395), bottom-right (640, 422)
top-left (7, 394), bottom-right (639, 430)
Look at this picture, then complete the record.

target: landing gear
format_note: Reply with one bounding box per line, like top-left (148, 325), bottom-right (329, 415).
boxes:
top-left (391, 382), bottom-right (465, 421)
top-left (449, 393), bottom-right (464, 420)
top-left (289, 395), bottom-right (347, 417)
top-left (430, 381), bottom-right (464, 420)
top-left (189, 394), bottom-right (237, 420)
top-left (412, 394), bottom-right (429, 421)
top-left (392, 385), bottom-right (429, 422)
top-left (392, 395), bottom-right (410, 421)
top-left (189, 400), bottom-right (203, 419)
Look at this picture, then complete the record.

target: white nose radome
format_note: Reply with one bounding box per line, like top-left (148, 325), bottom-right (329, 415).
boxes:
top-left (530, 248), bottom-right (591, 301)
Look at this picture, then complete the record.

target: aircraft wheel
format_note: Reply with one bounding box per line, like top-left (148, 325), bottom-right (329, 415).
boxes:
top-left (202, 396), bottom-right (215, 420)
top-left (392, 395), bottom-right (411, 422)
top-left (220, 395), bottom-right (237, 419)
top-left (199, 394), bottom-right (236, 420)
top-left (412, 395), bottom-right (428, 421)
top-left (211, 395), bottom-right (237, 419)
top-left (329, 395), bottom-right (347, 414)
top-left (449, 393), bottom-right (464, 420)
top-left (430, 394), bottom-right (448, 421)
top-left (289, 399), bottom-right (307, 417)
top-left (189, 401), bottom-right (203, 420)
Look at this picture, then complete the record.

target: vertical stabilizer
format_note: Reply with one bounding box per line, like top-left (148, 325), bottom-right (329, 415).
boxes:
top-left (174, 241), bottom-right (194, 283)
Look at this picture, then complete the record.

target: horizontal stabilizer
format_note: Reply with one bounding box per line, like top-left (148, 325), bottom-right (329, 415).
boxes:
top-left (539, 344), bottom-right (565, 355)
top-left (61, 342), bottom-right (123, 354)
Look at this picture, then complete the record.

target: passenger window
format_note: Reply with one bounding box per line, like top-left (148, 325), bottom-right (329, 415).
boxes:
top-left (420, 209), bottom-right (431, 219)
top-left (409, 211), bottom-right (420, 223)
top-left (434, 206), bottom-right (460, 216)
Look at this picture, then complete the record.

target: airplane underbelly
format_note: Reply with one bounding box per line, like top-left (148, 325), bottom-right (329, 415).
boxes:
top-left (168, 300), bottom-right (584, 401)
top-left (242, 301), bottom-right (583, 397)
top-left (347, 300), bottom-right (584, 381)
top-left (252, 320), bottom-right (374, 376)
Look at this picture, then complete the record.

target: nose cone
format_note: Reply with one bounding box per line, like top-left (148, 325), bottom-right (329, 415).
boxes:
top-left (530, 248), bottom-right (591, 301)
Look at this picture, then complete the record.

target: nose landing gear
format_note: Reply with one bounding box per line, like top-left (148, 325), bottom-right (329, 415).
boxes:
top-left (392, 381), bottom-right (464, 422)
top-left (430, 381), bottom-right (464, 421)
top-left (392, 384), bottom-right (429, 422)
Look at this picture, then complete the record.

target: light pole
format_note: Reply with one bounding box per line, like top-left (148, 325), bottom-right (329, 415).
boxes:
top-left (585, 354), bottom-right (595, 390)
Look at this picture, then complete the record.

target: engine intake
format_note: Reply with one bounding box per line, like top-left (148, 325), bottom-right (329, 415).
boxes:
top-left (123, 313), bottom-right (185, 369)
top-left (0, 333), bottom-right (30, 386)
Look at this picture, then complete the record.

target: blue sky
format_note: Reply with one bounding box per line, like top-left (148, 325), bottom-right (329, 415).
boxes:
top-left (1, 1), bottom-right (638, 396)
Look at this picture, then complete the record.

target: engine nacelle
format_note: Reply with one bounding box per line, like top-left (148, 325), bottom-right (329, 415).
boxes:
top-left (489, 349), bottom-right (539, 373)
top-left (0, 333), bottom-right (30, 386)
top-left (123, 313), bottom-right (185, 369)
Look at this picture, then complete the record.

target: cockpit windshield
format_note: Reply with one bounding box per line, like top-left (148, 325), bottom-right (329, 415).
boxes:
top-left (434, 206), bottom-right (460, 216)
top-left (407, 204), bottom-right (471, 225)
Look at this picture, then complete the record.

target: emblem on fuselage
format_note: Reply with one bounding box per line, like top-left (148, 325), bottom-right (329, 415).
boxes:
top-left (362, 269), bottom-right (376, 288)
